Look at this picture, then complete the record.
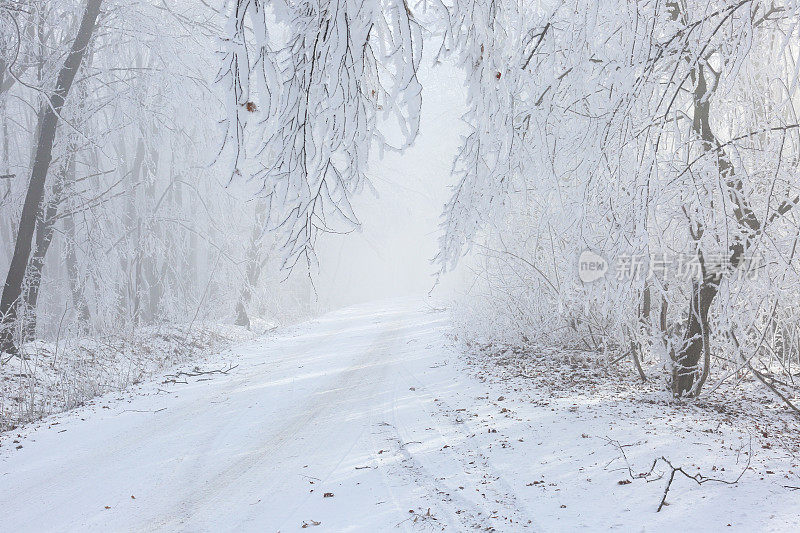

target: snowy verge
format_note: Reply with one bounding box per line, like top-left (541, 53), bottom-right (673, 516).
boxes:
top-left (0, 323), bottom-right (257, 431)
top-left (452, 339), bottom-right (800, 530)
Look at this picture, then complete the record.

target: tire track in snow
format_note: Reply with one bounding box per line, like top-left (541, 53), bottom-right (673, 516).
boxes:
top-left (150, 324), bottom-right (405, 530)
top-left (379, 344), bottom-right (537, 531)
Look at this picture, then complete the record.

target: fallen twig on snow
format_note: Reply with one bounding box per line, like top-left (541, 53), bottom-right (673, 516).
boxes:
top-left (163, 363), bottom-right (239, 383)
top-left (604, 435), bottom-right (752, 512)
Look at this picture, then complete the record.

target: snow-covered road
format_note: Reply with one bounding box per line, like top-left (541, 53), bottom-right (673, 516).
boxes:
top-left (4, 300), bottom-right (798, 532)
top-left (0, 301), bottom-right (534, 532)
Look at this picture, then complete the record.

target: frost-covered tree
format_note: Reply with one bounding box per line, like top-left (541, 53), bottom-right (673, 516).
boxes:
top-left (439, 0), bottom-right (800, 399)
top-left (0, 0), bottom-right (102, 354)
top-left (221, 0), bottom-right (423, 269)
top-left (0, 0), bottom-right (317, 357)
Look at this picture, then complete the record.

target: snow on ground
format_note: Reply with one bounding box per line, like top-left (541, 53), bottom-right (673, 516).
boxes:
top-left (1, 299), bottom-right (798, 532)
top-left (0, 324), bottom-right (256, 432)
top-left (461, 342), bottom-right (800, 531)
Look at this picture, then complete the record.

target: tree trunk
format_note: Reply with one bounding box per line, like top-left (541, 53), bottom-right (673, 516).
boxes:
top-left (672, 276), bottom-right (717, 396)
top-left (234, 254), bottom-right (265, 329)
top-left (117, 139), bottom-right (144, 325)
top-left (235, 203), bottom-right (268, 329)
top-left (0, 0), bottom-right (102, 354)
top-left (0, 96), bottom-right (14, 252)
top-left (142, 144), bottom-right (161, 324)
top-left (671, 65), bottom-right (761, 397)
top-left (64, 211), bottom-right (91, 332)
top-left (234, 293), bottom-right (251, 329)
top-left (22, 158), bottom-right (69, 340)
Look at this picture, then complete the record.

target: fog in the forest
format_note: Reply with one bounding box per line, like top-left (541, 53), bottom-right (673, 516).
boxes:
top-left (314, 61), bottom-right (468, 309)
top-left (5, 3), bottom-right (800, 530)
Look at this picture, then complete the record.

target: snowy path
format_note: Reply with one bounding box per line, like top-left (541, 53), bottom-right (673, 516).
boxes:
top-left (5, 300), bottom-right (797, 532)
top-left (0, 301), bottom-right (533, 532)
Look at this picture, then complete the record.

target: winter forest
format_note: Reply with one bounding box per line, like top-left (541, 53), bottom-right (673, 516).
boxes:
top-left (2, 0), bottom-right (800, 531)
